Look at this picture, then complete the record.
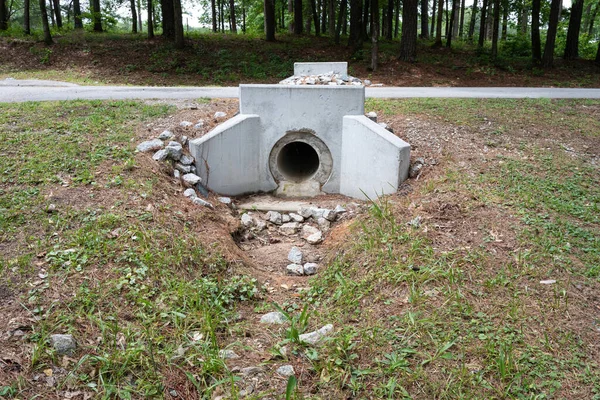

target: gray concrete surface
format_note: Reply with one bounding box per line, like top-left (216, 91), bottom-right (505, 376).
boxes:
top-left (2, 79), bottom-right (600, 102)
top-left (294, 62), bottom-right (348, 76)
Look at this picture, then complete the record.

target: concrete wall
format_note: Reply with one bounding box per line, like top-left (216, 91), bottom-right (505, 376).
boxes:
top-left (189, 114), bottom-right (262, 195)
top-left (239, 84), bottom-right (364, 193)
top-left (340, 116), bottom-right (411, 200)
top-left (293, 62), bottom-right (348, 76)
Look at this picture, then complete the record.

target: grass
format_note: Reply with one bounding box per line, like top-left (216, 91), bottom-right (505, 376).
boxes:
top-left (1, 98), bottom-right (599, 398)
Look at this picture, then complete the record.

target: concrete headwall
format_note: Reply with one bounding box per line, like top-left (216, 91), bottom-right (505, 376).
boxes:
top-left (293, 62), bottom-right (348, 76)
top-left (340, 116), bottom-right (410, 200)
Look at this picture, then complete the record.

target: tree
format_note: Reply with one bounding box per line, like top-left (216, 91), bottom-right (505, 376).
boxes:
top-left (92, 0), bottom-right (103, 31)
top-left (335, 0), bottom-right (347, 43)
top-left (447, 0), bottom-right (457, 47)
top-left (311, 0), bottom-right (320, 35)
top-left (24, 0), bottom-right (30, 34)
top-left (39, 0), bottom-right (53, 44)
top-left (265, 0), bottom-right (276, 40)
top-left (491, 0), bottom-right (500, 57)
top-left (0, 0), bottom-right (7, 30)
top-left (386, 0), bottom-right (393, 39)
top-left (371, 0), bottom-right (379, 70)
top-left (596, 41), bottom-right (600, 65)
top-left (173, 0), bottom-right (184, 47)
top-left (348, 0), bottom-right (362, 49)
top-left (531, 0), bottom-right (541, 61)
top-left (137, 0), bottom-right (142, 31)
top-left (459, 0), bottom-right (465, 36)
top-left (542, 0), bottom-right (561, 67)
top-left (477, 0), bottom-right (488, 48)
top-left (230, 0), bottom-right (238, 32)
top-left (73, 0), bottom-right (83, 28)
top-left (130, 0), bottom-right (138, 32)
top-left (211, 0), bottom-right (217, 31)
top-left (295, 0), bottom-right (303, 33)
top-left (468, 0), bottom-right (478, 39)
top-left (52, 0), bottom-right (62, 27)
top-left (148, 0), bottom-right (154, 38)
top-left (420, 0), bottom-right (428, 38)
top-left (430, 0), bottom-right (436, 36)
top-left (564, 0), bottom-right (584, 59)
top-left (400, 0), bottom-right (418, 60)
top-left (501, 0), bottom-right (508, 39)
top-left (433, 0), bottom-right (443, 46)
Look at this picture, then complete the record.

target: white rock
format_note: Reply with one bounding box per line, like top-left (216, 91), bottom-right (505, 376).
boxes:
top-left (260, 312), bottom-right (287, 324)
top-left (276, 365), bottom-right (295, 377)
top-left (323, 209), bottom-right (337, 221)
top-left (306, 231), bottom-right (323, 244)
top-left (540, 279), bottom-right (557, 285)
top-left (152, 149), bottom-right (168, 161)
top-left (179, 154), bottom-right (194, 165)
top-left (194, 121), bottom-right (204, 129)
top-left (164, 141), bottom-right (183, 160)
top-left (280, 222), bottom-right (301, 235)
top-left (255, 220), bottom-right (267, 231)
top-left (299, 324), bottom-right (333, 345)
top-left (219, 349), bottom-right (240, 359)
top-left (218, 197), bottom-right (232, 205)
top-left (158, 130), bottom-right (173, 140)
top-left (282, 214), bottom-right (291, 223)
top-left (175, 163), bottom-right (192, 173)
top-left (303, 263), bottom-right (318, 275)
top-left (241, 213), bottom-right (254, 227)
top-left (287, 246), bottom-right (303, 264)
top-left (136, 139), bottom-right (163, 152)
top-left (180, 121), bottom-right (193, 127)
top-left (286, 264), bottom-right (304, 275)
top-left (183, 188), bottom-right (197, 198)
top-left (317, 217), bottom-right (331, 231)
top-left (214, 111), bottom-right (227, 119)
top-left (181, 136), bottom-right (188, 145)
top-left (289, 213), bottom-right (304, 223)
top-left (302, 225), bottom-right (320, 239)
top-left (49, 334), bottom-right (77, 355)
top-left (364, 79), bottom-right (372, 86)
top-left (366, 111), bottom-right (378, 122)
top-left (174, 170), bottom-right (180, 179)
top-left (182, 173), bottom-right (201, 186)
top-left (334, 205), bottom-right (346, 214)
top-left (266, 211), bottom-right (283, 225)
top-left (192, 197), bottom-right (213, 208)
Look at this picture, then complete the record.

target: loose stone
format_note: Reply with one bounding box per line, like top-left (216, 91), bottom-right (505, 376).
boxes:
top-left (334, 205), bottom-right (346, 214)
top-left (183, 188), bottom-right (197, 198)
top-left (158, 130), bottom-right (173, 140)
top-left (173, 170), bottom-right (180, 179)
top-left (179, 121), bottom-right (193, 128)
top-left (280, 222), bottom-right (301, 235)
top-left (260, 312), bottom-right (287, 324)
top-left (289, 213), bottom-right (304, 223)
top-left (378, 122), bottom-right (394, 133)
top-left (182, 173), bottom-right (201, 186)
top-left (194, 121), bottom-right (204, 129)
top-left (366, 111), bottom-right (378, 122)
top-left (282, 214), bottom-right (291, 223)
top-left (302, 225), bottom-right (321, 239)
top-left (49, 334), bottom-right (77, 355)
top-left (303, 263), bottom-right (318, 275)
top-left (409, 158), bottom-right (425, 178)
top-left (164, 141), bottom-right (183, 161)
top-left (181, 136), bottom-right (188, 145)
top-left (214, 111), bottom-right (227, 119)
top-left (152, 149), bottom-right (168, 161)
top-left (179, 154), bottom-right (194, 165)
top-left (266, 211), bottom-right (283, 225)
top-left (218, 197), bottom-right (232, 205)
top-left (219, 349), bottom-right (240, 359)
top-left (286, 264), bottom-right (304, 275)
top-left (322, 209), bottom-right (337, 221)
top-left (317, 217), bottom-right (330, 231)
top-left (287, 246), bottom-right (303, 264)
top-left (299, 324), bottom-right (333, 345)
top-left (240, 366), bottom-right (265, 376)
top-left (255, 220), bottom-right (267, 231)
top-left (136, 139), bottom-right (164, 152)
top-left (192, 197), bottom-right (213, 209)
top-left (306, 231), bottom-right (323, 244)
top-left (276, 365), bottom-right (295, 377)
top-left (241, 213), bottom-right (254, 227)
top-left (175, 163), bottom-right (192, 173)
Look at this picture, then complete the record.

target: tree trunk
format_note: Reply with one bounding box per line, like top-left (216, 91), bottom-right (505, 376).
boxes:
top-left (311, 0), bottom-right (320, 34)
top-left (173, 0), bottom-right (184, 47)
top-left (386, 0), bottom-right (393, 39)
top-left (420, 0), bottom-right (429, 38)
top-left (445, 0), bottom-right (449, 37)
top-left (596, 41), bottom-right (600, 65)
top-left (343, 3), bottom-right (348, 34)
top-left (501, 0), bottom-right (507, 39)
top-left (447, 0), bottom-right (456, 47)
top-left (362, 0), bottom-right (369, 39)
top-left (327, 0), bottom-right (334, 34)
top-left (485, 2), bottom-right (493, 39)
top-left (531, 0), bottom-right (540, 61)
top-left (295, 0), bottom-right (303, 33)
top-left (147, 0), bottom-right (154, 38)
top-left (73, 0), bottom-right (82, 28)
top-left (468, 0), bottom-right (477, 39)
top-left (0, 0), bottom-right (6, 30)
top-left (220, 0), bottom-right (225, 31)
top-left (394, 0), bottom-right (400, 38)
top-left (563, 0), bottom-right (584, 59)
top-left (130, 0), bottom-right (138, 32)
top-left (348, 0), bottom-right (362, 49)
top-left (433, 0), bottom-right (443, 46)
top-left (39, 0), bottom-right (53, 43)
top-left (137, 0), bottom-right (142, 31)
top-left (53, 0), bottom-right (62, 27)
top-left (400, 0), bottom-right (418, 60)
top-left (321, 0), bottom-right (327, 33)
top-left (371, 0), bottom-right (378, 70)
top-left (491, 0), bottom-right (499, 57)
top-left (265, 0), bottom-right (276, 40)
top-left (24, 0), bottom-right (30, 33)
top-left (477, 0), bottom-right (487, 48)
top-left (458, 0), bottom-right (465, 37)
top-left (541, 0), bottom-right (561, 67)
top-left (430, 0), bottom-right (436, 37)
top-left (452, 0), bottom-right (459, 38)
top-left (211, 0), bottom-right (217, 31)
top-left (335, 0), bottom-right (347, 42)
top-left (92, 0), bottom-right (102, 31)
top-left (161, 0), bottom-right (175, 37)
top-left (230, 0), bottom-right (237, 32)
top-left (48, 0), bottom-right (56, 26)
top-left (589, 3), bottom-right (598, 35)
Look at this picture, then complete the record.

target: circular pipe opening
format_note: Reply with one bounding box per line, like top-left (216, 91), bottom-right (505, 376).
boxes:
top-left (277, 141), bottom-right (320, 182)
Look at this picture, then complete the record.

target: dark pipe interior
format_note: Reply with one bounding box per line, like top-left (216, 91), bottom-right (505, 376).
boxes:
top-left (277, 141), bottom-right (320, 181)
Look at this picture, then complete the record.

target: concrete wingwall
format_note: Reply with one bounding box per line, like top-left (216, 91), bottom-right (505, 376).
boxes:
top-left (340, 116), bottom-right (411, 200)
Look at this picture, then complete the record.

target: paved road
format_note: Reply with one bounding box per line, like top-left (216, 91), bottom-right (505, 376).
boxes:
top-left (1, 79), bottom-right (600, 102)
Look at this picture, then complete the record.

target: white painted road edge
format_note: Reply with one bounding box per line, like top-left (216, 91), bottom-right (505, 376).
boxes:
top-left (1, 79), bottom-right (600, 102)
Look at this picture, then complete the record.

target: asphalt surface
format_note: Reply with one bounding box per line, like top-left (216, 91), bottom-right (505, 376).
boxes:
top-left (1, 79), bottom-right (600, 102)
